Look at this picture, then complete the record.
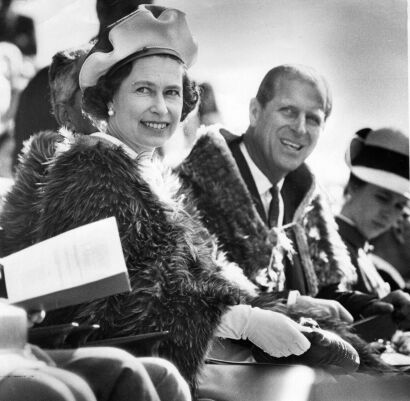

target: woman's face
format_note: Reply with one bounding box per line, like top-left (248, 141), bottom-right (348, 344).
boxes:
top-left (347, 183), bottom-right (408, 239)
top-left (108, 55), bottom-right (184, 153)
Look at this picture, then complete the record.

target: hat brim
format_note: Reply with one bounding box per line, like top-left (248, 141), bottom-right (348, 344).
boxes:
top-left (350, 166), bottom-right (410, 199)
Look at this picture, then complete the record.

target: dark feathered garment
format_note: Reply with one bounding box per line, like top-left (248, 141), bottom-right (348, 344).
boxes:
top-left (176, 126), bottom-right (357, 296)
top-left (0, 130), bottom-right (64, 256)
top-left (1, 130), bottom-right (393, 377)
top-left (0, 131), bottom-right (242, 390)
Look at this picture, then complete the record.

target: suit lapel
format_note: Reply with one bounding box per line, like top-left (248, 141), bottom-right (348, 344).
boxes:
top-left (227, 135), bottom-right (268, 224)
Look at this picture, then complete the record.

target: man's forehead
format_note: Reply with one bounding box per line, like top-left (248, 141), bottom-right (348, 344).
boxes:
top-left (273, 76), bottom-right (327, 110)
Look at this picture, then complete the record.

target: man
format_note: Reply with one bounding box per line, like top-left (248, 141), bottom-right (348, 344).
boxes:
top-left (177, 64), bottom-right (395, 322)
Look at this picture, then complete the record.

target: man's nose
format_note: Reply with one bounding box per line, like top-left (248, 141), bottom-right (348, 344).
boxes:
top-left (292, 114), bottom-right (307, 135)
top-left (150, 94), bottom-right (168, 115)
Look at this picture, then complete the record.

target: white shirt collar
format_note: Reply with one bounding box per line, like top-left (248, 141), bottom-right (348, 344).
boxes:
top-left (91, 132), bottom-right (139, 160)
top-left (239, 141), bottom-right (284, 193)
top-left (240, 141), bottom-right (272, 196)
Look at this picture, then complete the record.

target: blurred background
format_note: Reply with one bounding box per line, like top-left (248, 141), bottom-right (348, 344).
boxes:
top-left (1, 0), bottom-right (408, 204)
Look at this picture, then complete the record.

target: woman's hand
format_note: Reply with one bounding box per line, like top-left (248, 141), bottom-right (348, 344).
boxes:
top-left (215, 305), bottom-right (311, 357)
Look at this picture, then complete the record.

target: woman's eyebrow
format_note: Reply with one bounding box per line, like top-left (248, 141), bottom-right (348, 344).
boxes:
top-left (131, 80), bottom-right (154, 86)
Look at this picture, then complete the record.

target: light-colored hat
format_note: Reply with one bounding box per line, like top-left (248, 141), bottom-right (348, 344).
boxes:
top-left (346, 127), bottom-right (410, 198)
top-left (79, 4), bottom-right (197, 90)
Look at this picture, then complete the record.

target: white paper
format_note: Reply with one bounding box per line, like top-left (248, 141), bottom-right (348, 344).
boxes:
top-left (0, 217), bottom-right (128, 303)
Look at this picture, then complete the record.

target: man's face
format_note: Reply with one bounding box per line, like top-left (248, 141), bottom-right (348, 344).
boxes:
top-left (248, 76), bottom-right (326, 178)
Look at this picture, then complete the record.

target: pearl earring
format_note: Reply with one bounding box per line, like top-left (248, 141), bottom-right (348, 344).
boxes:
top-left (108, 107), bottom-right (114, 117)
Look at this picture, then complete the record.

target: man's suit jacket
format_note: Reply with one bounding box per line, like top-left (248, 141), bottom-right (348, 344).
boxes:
top-left (223, 130), bottom-right (309, 293)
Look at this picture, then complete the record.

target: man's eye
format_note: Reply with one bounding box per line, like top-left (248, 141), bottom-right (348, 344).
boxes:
top-left (166, 89), bottom-right (181, 97)
top-left (307, 116), bottom-right (321, 126)
top-left (280, 107), bottom-right (294, 116)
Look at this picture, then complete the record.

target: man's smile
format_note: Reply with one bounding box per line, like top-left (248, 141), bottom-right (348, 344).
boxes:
top-left (280, 138), bottom-right (303, 151)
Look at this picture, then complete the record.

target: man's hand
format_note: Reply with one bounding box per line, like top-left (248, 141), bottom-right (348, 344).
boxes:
top-left (290, 295), bottom-right (354, 324)
top-left (382, 290), bottom-right (410, 330)
top-left (361, 300), bottom-right (394, 317)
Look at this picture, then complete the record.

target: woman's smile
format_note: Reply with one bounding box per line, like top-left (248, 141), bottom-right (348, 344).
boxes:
top-left (141, 121), bottom-right (170, 130)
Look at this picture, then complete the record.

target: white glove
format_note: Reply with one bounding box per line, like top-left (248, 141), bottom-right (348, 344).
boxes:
top-left (215, 305), bottom-right (311, 357)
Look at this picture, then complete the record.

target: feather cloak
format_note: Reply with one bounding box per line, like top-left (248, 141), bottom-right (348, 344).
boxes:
top-left (0, 131), bottom-right (243, 390)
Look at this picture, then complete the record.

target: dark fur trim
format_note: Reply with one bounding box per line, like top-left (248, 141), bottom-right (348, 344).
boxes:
top-left (1, 130), bottom-right (392, 378)
top-left (10, 134), bottom-right (241, 389)
top-left (304, 193), bottom-right (357, 291)
top-left (177, 129), bottom-right (287, 289)
top-left (0, 130), bottom-right (64, 256)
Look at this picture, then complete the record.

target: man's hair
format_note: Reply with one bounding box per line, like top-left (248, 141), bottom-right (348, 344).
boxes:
top-left (255, 64), bottom-right (333, 119)
top-left (49, 44), bottom-right (91, 125)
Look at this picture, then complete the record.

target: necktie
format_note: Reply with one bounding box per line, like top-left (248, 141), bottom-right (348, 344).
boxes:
top-left (268, 186), bottom-right (280, 228)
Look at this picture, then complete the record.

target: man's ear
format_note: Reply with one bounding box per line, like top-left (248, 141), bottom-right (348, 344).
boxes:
top-left (249, 98), bottom-right (261, 127)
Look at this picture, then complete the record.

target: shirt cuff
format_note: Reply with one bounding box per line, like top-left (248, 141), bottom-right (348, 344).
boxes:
top-left (287, 290), bottom-right (300, 306)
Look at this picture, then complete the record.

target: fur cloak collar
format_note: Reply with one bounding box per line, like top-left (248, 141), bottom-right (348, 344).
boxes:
top-left (177, 126), bottom-right (357, 296)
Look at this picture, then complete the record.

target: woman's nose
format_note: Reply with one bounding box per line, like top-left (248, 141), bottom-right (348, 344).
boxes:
top-left (150, 94), bottom-right (168, 115)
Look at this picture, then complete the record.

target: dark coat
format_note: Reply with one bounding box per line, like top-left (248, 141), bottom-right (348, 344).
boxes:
top-left (0, 130), bottom-right (242, 389)
top-left (1, 130), bottom-right (392, 378)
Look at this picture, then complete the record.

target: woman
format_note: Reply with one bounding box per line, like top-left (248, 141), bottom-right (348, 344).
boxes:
top-left (0, 5), bottom-right (312, 390)
top-left (337, 127), bottom-right (410, 329)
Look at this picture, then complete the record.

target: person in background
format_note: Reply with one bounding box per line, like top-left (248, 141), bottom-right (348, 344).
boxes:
top-left (0, 0), bottom-right (36, 57)
top-left (0, 42), bottom-right (28, 198)
top-left (371, 212), bottom-right (410, 290)
top-left (160, 81), bottom-right (222, 167)
top-left (48, 45), bottom-right (95, 135)
top-left (336, 127), bottom-right (410, 328)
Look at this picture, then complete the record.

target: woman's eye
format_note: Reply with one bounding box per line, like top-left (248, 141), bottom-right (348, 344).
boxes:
top-left (375, 195), bottom-right (389, 203)
top-left (135, 87), bottom-right (150, 94)
top-left (396, 203), bottom-right (407, 211)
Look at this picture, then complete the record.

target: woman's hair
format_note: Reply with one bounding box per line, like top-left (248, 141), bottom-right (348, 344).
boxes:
top-left (82, 55), bottom-right (199, 124)
top-left (343, 173), bottom-right (367, 197)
